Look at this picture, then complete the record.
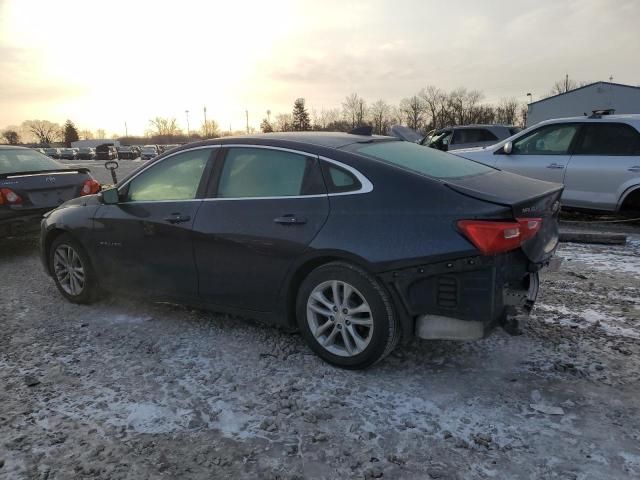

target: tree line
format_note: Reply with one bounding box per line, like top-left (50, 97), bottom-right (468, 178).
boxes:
top-left (2, 120), bottom-right (82, 147)
top-left (260, 87), bottom-right (525, 136)
top-left (2, 76), bottom-right (590, 145)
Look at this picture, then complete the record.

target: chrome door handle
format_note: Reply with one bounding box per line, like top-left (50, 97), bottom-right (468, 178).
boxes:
top-left (628, 166), bottom-right (640, 172)
top-left (546, 163), bottom-right (565, 169)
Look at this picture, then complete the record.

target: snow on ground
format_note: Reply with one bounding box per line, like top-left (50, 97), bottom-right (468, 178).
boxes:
top-left (1, 235), bottom-right (639, 479)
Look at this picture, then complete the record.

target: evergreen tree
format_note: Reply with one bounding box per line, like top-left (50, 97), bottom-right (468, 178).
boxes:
top-left (291, 98), bottom-right (311, 131)
top-left (63, 120), bottom-right (79, 147)
top-left (260, 118), bottom-right (274, 133)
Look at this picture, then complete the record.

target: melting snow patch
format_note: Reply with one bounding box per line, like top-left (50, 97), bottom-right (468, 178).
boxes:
top-left (557, 240), bottom-right (640, 277)
top-left (536, 304), bottom-right (640, 339)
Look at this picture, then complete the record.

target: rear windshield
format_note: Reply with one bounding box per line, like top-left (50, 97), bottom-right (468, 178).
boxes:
top-left (0, 149), bottom-right (64, 175)
top-left (352, 140), bottom-right (493, 179)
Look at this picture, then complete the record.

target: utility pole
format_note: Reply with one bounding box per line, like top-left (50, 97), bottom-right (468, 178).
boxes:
top-left (124, 121), bottom-right (128, 137)
top-left (564, 73), bottom-right (569, 93)
top-left (203, 106), bottom-right (207, 136)
top-left (185, 110), bottom-right (190, 138)
top-left (245, 110), bottom-right (249, 134)
top-left (267, 109), bottom-right (271, 123)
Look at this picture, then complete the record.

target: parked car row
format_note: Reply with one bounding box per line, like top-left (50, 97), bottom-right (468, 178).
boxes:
top-left (36, 144), bottom-right (181, 162)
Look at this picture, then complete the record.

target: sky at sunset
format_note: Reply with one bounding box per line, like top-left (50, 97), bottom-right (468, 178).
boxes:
top-left (1, 0), bottom-right (639, 136)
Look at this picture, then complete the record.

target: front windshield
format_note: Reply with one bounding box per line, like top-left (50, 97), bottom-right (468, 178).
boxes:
top-left (352, 140), bottom-right (493, 179)
top-left (0, 148), bottom-right (65, 175)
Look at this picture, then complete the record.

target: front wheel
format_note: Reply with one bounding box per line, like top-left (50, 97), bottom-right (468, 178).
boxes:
top-left (296, 262), bottom-right (399, 369)
top-left (49, 234), bottom-right (101, 304)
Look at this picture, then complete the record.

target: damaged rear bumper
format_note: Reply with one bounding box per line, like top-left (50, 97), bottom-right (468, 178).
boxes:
top-left (380, 250), bottom-right (543, 341)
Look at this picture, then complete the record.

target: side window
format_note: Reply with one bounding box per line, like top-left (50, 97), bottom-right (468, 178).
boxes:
top-left (512, 124), bottom-right (579, 155)
top-left (217, 148), bottom-right (313, 198)
top-left (126, 149), bottom-right (211, 201)
top-left (321, 162), bottom-right (362, 193)
top-left (574, 124), bottom-right (640, 156)
top-left (453, 129), bottom-right (498, 144)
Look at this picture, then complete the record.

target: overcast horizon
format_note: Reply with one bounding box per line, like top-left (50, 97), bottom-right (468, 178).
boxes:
top-left (1, 0), bottom-right (639, 137)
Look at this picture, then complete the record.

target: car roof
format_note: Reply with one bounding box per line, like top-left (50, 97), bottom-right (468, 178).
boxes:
top-left (538, 114), bottom-right (640, 126)
top-left (219, 132), bottom-right (392, 149)
top-left (0, 145), bottom-right (29, 150)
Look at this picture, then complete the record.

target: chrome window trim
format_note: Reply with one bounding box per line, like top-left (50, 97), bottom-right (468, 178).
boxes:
top-left (207, 144), bottom-right (374, 201)
top-left (115, 143), bottom-right (373, 203)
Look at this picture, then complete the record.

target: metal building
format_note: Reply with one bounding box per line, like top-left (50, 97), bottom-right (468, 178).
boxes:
top-left (526, 81), bottom-right (640, 126)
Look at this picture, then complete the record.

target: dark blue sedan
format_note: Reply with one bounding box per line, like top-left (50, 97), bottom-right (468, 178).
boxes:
top-left (40, 131), bottom-right (562, 368)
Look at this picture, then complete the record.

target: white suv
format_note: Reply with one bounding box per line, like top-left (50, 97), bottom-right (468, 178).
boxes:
top-left (452, 114), bottom-right (640, 213)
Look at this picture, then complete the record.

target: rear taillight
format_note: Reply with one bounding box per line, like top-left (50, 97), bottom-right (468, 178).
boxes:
top-left (80, 179), bottom-right (101, 196)
top-left (0, 188), bottom-right (23, 205)
top-left (458, 217), bottom-right (542, 255)
top-left (517, 218), bottom-right (542, 241)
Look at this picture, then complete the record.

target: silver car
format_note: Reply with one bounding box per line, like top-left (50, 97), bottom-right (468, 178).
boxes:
top-left (452, 114), bottom-right (640, 213)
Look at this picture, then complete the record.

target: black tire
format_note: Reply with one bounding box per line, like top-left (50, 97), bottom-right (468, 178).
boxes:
top-left (296, 261), bottom-right (400, 369)
top-left (49, 233), bottom-right (101, 304)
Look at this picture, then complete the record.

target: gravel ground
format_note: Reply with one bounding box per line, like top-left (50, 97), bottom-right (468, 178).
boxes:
top-left (1, 232), bottom-right (639, 479)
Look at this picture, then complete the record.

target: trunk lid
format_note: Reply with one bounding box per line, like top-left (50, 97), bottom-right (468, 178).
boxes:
top-left (445, 169), bottom-right (563, 264)
top-left (1, 168), bottom-right (91, 211)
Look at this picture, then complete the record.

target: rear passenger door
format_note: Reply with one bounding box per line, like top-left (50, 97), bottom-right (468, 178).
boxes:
top-left (494, 123), bottom-right (579, 184)
top-left (192, 146), bottom-right (329, 312)
top-left (564, 123), bottom-right (640, 211)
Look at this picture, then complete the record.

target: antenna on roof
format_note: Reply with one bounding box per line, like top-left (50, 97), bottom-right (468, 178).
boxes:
top-left (349, 126), bottom-right (373, 136)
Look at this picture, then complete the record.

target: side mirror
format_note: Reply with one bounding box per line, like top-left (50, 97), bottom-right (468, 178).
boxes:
top-left (101, 187), bottom-right (120, 205)
top-left (503, 141), bottom-right (513, 155)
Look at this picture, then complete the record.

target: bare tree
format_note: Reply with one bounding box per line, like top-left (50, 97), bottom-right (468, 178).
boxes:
top-left (315, 108), bottom-right (341, 130)
top-left (147, 117), bottom-right (182, 136)
top-left (342, 93), bottom-right (367, 129)
top-left (78, 129), bottom-right (93, 140)
top-left (94, 129), bottom-right (107, 139)
top-left (399, 95), bottom-right (427, 131)
top-left (368, 100), bottom-right (392, 135)
top-left (420, 86), bottom-right (446, 130)
top-left (548, 75), bottom-right (591, 97)
top-left (201, 120), bottom-right (220, 138)
top-left (274, 113), bottom-right (293, 132)
top-left (23, 120), bottom-right (62, 144)
top-left (445, 88), bottom-right (484, 125)
top-left (495, 98), bottom-right (520, 125)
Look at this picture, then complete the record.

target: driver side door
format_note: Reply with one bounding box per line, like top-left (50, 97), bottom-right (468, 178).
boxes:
top-left (93, 147), bottom-right (217, 300)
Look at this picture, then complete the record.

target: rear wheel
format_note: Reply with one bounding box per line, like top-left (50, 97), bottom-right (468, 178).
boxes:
top-left (296, 262), bottom-right (399, 369)
top-left (50, 234), bottom-right (101, 304)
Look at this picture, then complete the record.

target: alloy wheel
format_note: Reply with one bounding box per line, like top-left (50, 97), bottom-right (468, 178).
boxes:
top-left (306, 280), bottom-right (374, 357)
top-left (53, 244), bottom-right (85, 296)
